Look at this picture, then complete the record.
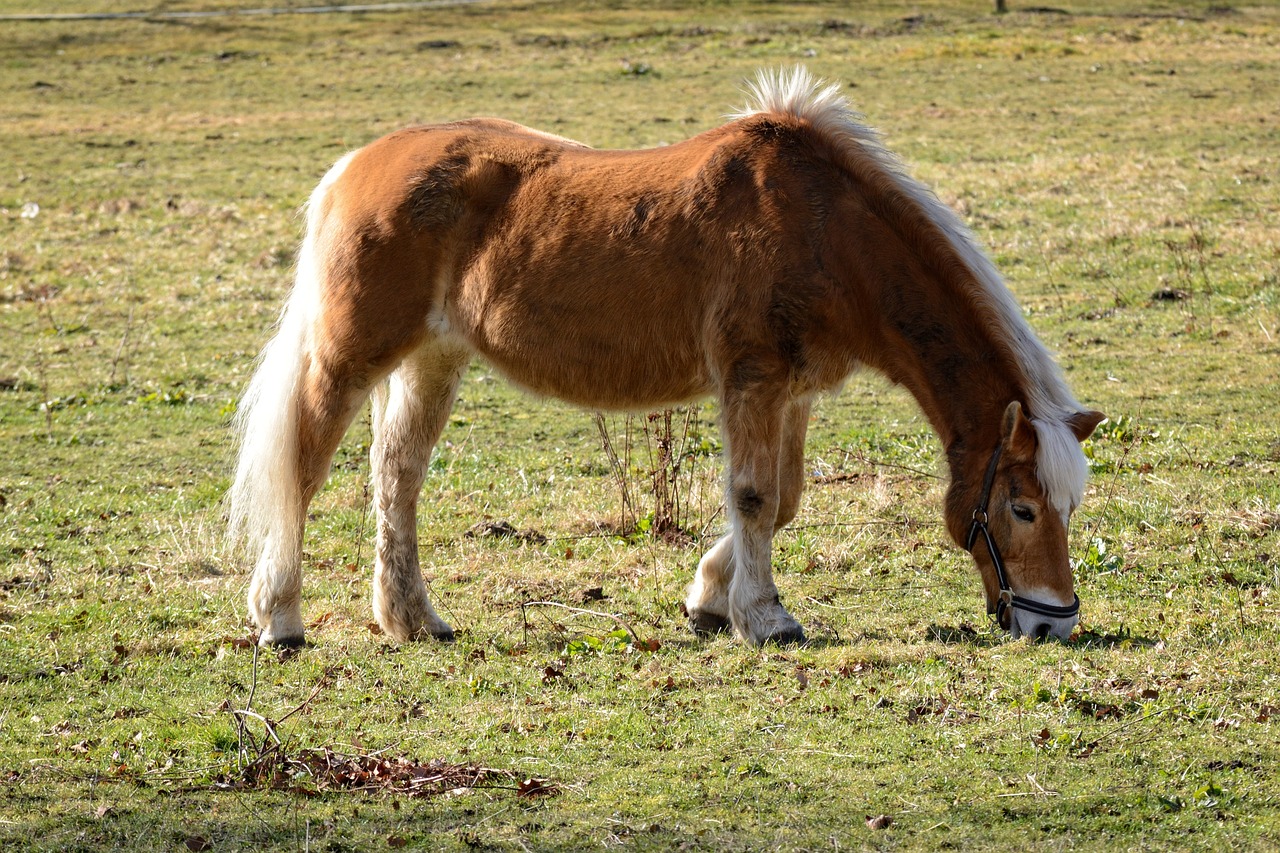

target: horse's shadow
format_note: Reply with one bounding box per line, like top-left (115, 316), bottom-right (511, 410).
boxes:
top-left (1069, 627), bottom-right (1161, 649)
top-left (924, 622), bottom-right (1160, 649)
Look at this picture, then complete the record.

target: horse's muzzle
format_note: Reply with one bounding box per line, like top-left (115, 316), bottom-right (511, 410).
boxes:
top-left (1006, 598), bottom-right (1079, 642)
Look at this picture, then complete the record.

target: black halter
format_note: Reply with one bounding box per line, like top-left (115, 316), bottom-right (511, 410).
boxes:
top-left (965, 444), bottom-right (1080, 630)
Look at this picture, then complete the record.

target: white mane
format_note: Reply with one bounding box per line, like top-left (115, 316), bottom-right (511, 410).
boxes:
top-left (735, 67), bottom-right (1089, 514)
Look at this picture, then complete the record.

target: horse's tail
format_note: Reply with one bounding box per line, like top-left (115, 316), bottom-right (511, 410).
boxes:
top-left (227, 152), bottom-right (355, 561)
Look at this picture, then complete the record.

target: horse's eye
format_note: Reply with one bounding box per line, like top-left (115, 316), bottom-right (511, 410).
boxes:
top-left (1011, 504), bottom-right (1036, 523)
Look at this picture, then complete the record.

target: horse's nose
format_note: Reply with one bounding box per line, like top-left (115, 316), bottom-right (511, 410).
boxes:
top-left (1033, 622), bottom-right (1052, 641)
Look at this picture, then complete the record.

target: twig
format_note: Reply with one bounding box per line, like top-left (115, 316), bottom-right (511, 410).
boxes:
top-left (1039, 242), bottom-right (1066, 317)
top-left (108, 303), bottom-right (135, 387)
top-left (841, 448), bottom-right (942, 482)
top-left (276, 668), bottom-right (335, 725)
top-left (519, 600), bottom-right (645, 645)
top-left (230, 708), bottom-right (285, 749)
top-left (1081, 707), bottom-right (1171, 756)
top-left (1084, 404), bottom-right (1142, 548)
top-left (595, 412), bottom-right (638, 532)
top-left (354, 478), bottom-right (370, 574)
top-left (246, 643), bottom-right (260, 715)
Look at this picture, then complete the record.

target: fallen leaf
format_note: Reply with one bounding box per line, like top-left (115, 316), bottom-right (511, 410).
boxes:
top-left (184, 837), bottom-right (212, 852)
top-left (866, 814), bottom-right (893, 830)
top-left (517, 777), bottom-right (558, 797)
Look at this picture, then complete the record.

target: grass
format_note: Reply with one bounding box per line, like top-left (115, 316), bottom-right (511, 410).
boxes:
top-left (1, 0), bottom-right (1278, 848)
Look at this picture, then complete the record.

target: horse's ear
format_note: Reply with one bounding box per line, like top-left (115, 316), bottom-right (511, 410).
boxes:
top-left (1001, 400), bottom-right (1037, 463)
top-left (1067, 410), bottom-right (1107, 443)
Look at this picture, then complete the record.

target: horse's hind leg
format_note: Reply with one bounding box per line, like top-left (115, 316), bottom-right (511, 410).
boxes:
top-left (369, 339), bottom-right (471, 642)
top-left (247, 357), bottom-right (372, 647)
top-left (685, 534), bottom-right (735, 635)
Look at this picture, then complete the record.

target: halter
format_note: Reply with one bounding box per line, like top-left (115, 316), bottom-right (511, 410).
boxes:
top-left (965, 444), bottom-right (1080, 630)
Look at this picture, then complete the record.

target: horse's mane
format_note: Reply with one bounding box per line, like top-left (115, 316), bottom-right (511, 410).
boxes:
top-left (734, 67), bottom-right (1089, 514)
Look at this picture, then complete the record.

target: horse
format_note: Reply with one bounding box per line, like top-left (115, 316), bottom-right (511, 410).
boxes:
top-left (228, 67), bottom-right (1104, 649)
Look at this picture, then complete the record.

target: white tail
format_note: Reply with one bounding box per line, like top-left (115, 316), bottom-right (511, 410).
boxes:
top-left (227, 151), bottom-right (354, 563)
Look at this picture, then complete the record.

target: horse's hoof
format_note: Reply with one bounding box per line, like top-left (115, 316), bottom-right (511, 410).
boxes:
top-left (402, 624), bottom-right (455, 643)
top-left (688, 610), bottom-right (731, 637)
top-left (763, 626), bottom-right (807, 646)
top-left (261, 633), bottom-right (307, 649)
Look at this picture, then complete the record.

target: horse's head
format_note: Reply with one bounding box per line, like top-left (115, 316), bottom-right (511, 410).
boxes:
top-left (948, 401), bottom-right (1105, 641)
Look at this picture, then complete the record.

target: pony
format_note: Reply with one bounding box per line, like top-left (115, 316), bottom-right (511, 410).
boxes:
top-left (228, 68), bottom-right (1104, 648)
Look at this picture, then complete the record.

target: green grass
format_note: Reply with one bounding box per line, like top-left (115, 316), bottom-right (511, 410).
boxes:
top-left (2, 0), bottom-right (1279, 849)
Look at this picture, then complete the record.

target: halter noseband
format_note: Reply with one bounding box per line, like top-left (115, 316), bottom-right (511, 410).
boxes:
top-left (965, 444), bottom-right (1080, 630)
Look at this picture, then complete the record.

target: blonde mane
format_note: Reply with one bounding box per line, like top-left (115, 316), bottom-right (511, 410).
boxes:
top-left (735, 67), bottom-right (1089, 514)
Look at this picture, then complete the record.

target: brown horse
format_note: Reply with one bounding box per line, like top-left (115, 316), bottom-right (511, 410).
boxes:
top-left (228, 68), bottom-right (1103, 648)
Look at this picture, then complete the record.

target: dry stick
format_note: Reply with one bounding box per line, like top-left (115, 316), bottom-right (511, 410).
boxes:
top-left (33, 296), bottom-right (62, 443)
top-left (1257, 315), bottom-right (1274, 343)
top-left (353, 478), bottom-right (371, 574)
top-left (519, 600), bottom-right (645, 646)
top-left (1085, 706), bottom-right (1170, 753)
top-left (843, 448), bottom-right (942, 482)
top-left (594, 412), bottom-right (637, 531)
top-left (231, 708), bottom-right (285, 749)
top-left (33, 341), bottom-right (53, 443)
top-left (1084, 403), bottom-right (1143, 547)
top-left (234, 644), bottom-right (262, 770)
top-left (1040, 242), bottom-right (1067, 317)
top-left (275, 667), bottom-right (335, 726)
top-left (108, 303), bottom-right (135, 387)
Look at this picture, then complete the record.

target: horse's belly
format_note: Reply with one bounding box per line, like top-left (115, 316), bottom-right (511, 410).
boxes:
top-left (451, 282), bottom-right (714, 410)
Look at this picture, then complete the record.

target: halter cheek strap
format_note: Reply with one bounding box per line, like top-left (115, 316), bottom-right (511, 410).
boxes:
top-left (965, 444), bottom-right (1080, 629)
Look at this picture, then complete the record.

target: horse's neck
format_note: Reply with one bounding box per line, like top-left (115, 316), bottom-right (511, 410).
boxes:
top-left (852, 268), bottom-right (1026, 489)
top-left (824, 194), bottom-right (1027, 469)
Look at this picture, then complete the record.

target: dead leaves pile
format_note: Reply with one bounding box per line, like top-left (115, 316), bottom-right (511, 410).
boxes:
top-left (214, 745), bottom-right (557, 800)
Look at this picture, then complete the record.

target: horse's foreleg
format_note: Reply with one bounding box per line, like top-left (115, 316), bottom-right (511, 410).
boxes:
top-left (686, 397), bottom-right (811, 638)
top-left (370, 340), bottom-right (470, 643)
top-left (714, 380), bottom-right (804, 645)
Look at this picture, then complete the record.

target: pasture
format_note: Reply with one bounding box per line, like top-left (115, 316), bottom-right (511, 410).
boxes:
top-left (1, 0), bottom-right (1278, 848)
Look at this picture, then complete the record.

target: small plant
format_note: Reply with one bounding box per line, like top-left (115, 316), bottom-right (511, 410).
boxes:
top-left (562, 628), bottom-right (632, 657)
top-left (1072, 536), bottom-right (1125, 574)
top-left (594, 407), bottom-right (718, 541)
